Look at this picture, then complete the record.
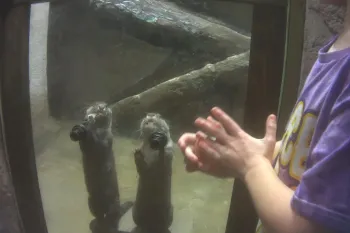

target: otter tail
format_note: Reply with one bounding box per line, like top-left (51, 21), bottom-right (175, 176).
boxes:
top-left (119, 201), bottom-right (134, 218)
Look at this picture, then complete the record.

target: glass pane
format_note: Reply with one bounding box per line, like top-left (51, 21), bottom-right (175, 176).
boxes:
top-left (29, 1), bottom-right (252, 233)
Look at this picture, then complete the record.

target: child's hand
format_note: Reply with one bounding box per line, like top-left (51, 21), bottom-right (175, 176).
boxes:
top-left (178, 107), bottom-right (277, 179)
top-left (178, 133), bottom-right (200, 172)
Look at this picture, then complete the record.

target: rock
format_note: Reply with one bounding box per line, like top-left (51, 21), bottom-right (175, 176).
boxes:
top-left (90, 0), bottom-right (250, 56)
top-left (309, 1), bottom-right (345, 34)
top-left (167, 0), bottom-right (253, 35)
top-left (299, 0), bottom-right (345, 92)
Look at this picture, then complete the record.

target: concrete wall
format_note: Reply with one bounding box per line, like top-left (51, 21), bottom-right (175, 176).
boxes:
top-left (299, 0), bottom-right (346, 92)
top-left (30, 3), bottom-right (64, 155)
top-left (29, 3), bottom-right (49, 120)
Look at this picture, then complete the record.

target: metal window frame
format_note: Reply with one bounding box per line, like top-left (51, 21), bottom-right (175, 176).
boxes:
top-left (0, 0), bottom-right (304, 233)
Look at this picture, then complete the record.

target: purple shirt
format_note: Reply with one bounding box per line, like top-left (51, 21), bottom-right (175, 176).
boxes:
top-left (256, 37), bottom-right (350, 233)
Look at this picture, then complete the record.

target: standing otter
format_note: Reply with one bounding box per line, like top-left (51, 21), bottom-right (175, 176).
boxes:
top-left (132, 113), bottom-right (174, 233)
top-left (70, 102), bottom-right (132, 233)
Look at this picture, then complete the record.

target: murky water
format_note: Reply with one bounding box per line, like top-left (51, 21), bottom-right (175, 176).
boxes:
top-left (34, 119), bottom-right (234, 233)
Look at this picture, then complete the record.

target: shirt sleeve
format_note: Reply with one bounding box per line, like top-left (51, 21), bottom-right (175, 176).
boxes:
top-left (291, 83), bottom-right (350, 232)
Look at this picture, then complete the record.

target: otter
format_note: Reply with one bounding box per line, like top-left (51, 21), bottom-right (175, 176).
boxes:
top-left (70, 102), bottom-right (132, 233)
top-left (132, 113), bottom-right (174, 233)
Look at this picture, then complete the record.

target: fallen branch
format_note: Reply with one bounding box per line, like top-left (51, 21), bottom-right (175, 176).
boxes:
top-left (111, 51), bottom-right (250, 128)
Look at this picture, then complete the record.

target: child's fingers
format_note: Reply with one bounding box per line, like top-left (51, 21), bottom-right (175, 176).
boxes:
top-left (207, 116), bottom-right (222, 128)
top-left (196, 131), bottom-right (207, 139)
top-left (184, 146), bottom-right (202, 172)
top-left (178, 133), bottom-right (196, 152)
top-left (210, 107), bottom-right (243, 137)
top-left (184, 146), bottom-right (199, 163)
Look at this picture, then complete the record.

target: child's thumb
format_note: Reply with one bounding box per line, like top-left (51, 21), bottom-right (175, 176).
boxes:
top-left (264, 114), bottom-right (277, 158)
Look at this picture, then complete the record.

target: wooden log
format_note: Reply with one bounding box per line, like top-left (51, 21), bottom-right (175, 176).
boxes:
top-left (91, 0), bottom-right (250, 56)
top-left (110, 51), bottom-right (249, 134)
top-left (106, 50), bottom-right (228, 104)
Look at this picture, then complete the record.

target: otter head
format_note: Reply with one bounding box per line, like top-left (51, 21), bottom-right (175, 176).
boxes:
top-left (140, 113), bottom-right (170, 139)
top-left (85, 102), bottom-right (112, 129)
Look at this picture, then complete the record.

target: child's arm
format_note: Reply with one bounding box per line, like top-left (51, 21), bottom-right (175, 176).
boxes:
top-left (244, 158), bottom-right (328, 233)
top-left (245, 87), bottom-right (350, 233)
